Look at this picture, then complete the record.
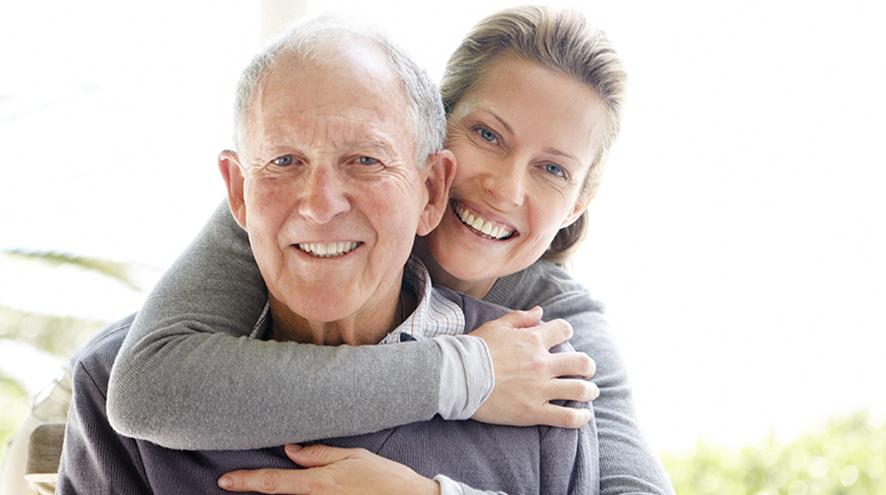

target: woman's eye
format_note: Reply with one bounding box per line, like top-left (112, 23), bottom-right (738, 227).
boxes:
top-left (475, 126), bottom-right (499, 144)
top-left (272, 155), bottom-right (294, 167)
top-left (543, 163), bottom-right (567, 178)
top-left (356, 156), bottom-right (380, 166)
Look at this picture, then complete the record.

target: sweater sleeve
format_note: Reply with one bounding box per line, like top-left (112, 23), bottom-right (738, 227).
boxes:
top-left (434, 475), bottom-right (508, 495)
top-left (107, 202), bottom-right (489, 450)
top-left (537, 289), bottom-right (675, 495)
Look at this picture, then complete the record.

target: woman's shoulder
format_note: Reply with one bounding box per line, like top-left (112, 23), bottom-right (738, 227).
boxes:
top-left (486, 260), bottom-right (605, 314)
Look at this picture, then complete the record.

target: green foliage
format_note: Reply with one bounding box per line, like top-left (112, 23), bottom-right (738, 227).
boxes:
top-left (1, 249), bottom-right (142, 291)
top-left (663, 411), bottom-right (886, 494)
top-left (0, 305), bottom-right (104, 357)
top-left (0, 375), bottom-right (30, 464)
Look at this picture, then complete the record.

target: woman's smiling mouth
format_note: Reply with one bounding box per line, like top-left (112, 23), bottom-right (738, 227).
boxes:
top-left (452, 202), bottom-right (517, 241)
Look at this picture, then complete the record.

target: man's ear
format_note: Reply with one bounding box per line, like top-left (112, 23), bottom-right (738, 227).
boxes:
top-left (417, 149), bottom-right (457, 236)
top-left (218, 150), bottom-right (248, 229)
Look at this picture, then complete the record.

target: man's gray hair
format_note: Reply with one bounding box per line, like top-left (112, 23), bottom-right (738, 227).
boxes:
top-left (233, 17), bottom-right (446, 166)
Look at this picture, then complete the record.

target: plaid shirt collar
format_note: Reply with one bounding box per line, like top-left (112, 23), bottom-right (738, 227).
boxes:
top-left (249, 255), bottom-right (465, 343)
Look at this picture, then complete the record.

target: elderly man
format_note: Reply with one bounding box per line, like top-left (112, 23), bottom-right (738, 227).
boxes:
top-left (57, 20), bottom-right (595, 494)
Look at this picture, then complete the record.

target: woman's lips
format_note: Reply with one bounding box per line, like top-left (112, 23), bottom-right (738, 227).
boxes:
top-left (452, 202), bottom-right (517, 240)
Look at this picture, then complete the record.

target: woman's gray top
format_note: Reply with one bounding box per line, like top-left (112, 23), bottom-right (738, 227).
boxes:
top-left (106, 202), bottom-right (673, 494)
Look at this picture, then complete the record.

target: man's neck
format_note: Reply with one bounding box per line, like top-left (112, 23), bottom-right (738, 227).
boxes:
top-left (269, 282), bottom-right (417, 346)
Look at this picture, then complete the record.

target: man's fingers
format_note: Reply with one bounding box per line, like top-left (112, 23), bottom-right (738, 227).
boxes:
top-left (547, 378), bottom-right (600, 403)
top-left (548, 352), bottom-right (596, 379)
top-left (218, 468), bottom-right (309, 494)
top-left (537, 403), bottom-right (593, 429)
top-left (537, 318), bottom-right (574, 348)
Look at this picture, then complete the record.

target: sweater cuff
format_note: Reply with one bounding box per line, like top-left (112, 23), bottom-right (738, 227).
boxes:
top-left (433, 475), bottom-right (464, 495)
top-left (434, 335), bottom-right (494, 420)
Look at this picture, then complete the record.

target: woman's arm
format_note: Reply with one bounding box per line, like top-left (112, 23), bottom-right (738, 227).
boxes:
top-left (107, 203), bottom-right (585, 450)
top-left (217, 444), bottom-right (509, 495)
top-left (107, 202), bottom-right (488, 450)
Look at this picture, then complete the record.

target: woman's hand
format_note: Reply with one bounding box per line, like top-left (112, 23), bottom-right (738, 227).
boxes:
top-left (217, 444), bottom-right (440, 495)
top-left (470, 307), bottom-right (599, 428)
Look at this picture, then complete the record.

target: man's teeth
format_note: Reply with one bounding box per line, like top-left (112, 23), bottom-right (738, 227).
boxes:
top-left (297, 241), bottom-right (359, 258)
top-left (454, 204), bottom-right (514, 240)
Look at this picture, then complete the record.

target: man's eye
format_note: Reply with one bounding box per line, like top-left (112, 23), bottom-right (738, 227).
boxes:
top-left (475, 126), bottom-right (499, 144)
top-left (272, 155), bottom-right (294, 167)
top-left (543, 163), bottom-right (567, 178)
top-left (356, 156), bottom-right (380, 166)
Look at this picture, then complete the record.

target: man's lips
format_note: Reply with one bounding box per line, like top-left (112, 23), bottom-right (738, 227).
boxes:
top-left (295, 241), bottom-right (363, 258)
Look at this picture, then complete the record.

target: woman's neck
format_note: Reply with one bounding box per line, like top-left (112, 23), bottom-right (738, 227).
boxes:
top-left (413, 237), bottom-right (497, 300)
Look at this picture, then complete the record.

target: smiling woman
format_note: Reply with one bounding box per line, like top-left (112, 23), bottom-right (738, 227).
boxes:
top-left (425, 54), bottom-right (608, 298)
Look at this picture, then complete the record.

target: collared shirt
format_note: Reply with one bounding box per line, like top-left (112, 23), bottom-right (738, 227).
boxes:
top-left (248, 255), bottom-right (466, 344)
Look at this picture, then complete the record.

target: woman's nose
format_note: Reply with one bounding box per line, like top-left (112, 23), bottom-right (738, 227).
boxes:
top-left (481, 165), bottom-right (526, 209)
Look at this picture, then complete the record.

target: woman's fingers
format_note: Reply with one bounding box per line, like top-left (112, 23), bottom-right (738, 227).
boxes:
top-left (495, 306), bottom-right (545, 328)
top-left (538, 403), bottom-right (594, 429)
top-left (535, 318), bottom-right (574, 349)
top-left (218, 468), bottom-right (310, 494)
top-left (547, 378), bottom-right (600, 403)
top-left (470, 312), bottom-right (600, 428)
top-left (284, 444), bottom-right (359, 468)
top-left (547, 351), bottom-right (596, 379)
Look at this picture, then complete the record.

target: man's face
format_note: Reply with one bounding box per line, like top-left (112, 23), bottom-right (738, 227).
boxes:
top-left (222, 45), bottom-right (436, 323)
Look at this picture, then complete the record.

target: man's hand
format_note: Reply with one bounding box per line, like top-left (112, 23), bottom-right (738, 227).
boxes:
top-left (218, 444), bottom-right (439, 495)
top-left (470, 306), bottom-right (598, 429)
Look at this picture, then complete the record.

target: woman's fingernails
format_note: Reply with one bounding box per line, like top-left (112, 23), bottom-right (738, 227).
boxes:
top-left (285, 444), bottom-right (302, 454)
top-left (218, 476), bottom-right (232, 489)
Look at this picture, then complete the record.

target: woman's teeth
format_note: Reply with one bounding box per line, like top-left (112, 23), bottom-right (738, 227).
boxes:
top-left (297, 241), bottom-right (360, 258)
top-left (454, 204), bottom-right (515, 240)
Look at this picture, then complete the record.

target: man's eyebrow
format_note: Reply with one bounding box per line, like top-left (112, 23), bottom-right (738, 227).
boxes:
top-left (347, 136), bottom-right (397, 154)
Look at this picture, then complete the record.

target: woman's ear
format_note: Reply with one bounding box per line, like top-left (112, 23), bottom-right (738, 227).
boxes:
top-left (417, 149), bottom-right (457, 236)
top-left (562, 184), bottom-right (598, 229)
top-left (217, 150), bottom-right (248, 229)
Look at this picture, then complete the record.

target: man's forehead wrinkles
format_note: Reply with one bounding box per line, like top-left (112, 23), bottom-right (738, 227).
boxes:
top-left (262, 117), bottom-right (400, 150)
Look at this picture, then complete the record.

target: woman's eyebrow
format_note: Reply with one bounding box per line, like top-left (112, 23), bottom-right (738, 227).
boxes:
top-left (472, 106), bottom-right (514, 135)
top-left (543, 146), bottom-right (578, 162)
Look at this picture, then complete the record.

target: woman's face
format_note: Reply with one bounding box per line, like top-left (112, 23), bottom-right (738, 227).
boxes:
top-left (425, 55), bottom-right (606, 294)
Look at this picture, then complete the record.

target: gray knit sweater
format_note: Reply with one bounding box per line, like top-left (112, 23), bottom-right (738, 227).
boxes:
top-left (59, 293), bottom-right (596, 494)
top-left (107, 203), bottom-right (673, 494)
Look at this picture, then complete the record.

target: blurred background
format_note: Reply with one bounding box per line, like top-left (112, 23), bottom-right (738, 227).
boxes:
top-left (1, 0), bottom-right (884, 492)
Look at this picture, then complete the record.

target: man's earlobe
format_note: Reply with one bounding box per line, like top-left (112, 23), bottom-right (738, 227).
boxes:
top-left (218, 150), bottom-right (248, 229)
top-left (417, 150), bottom-right (457, 236)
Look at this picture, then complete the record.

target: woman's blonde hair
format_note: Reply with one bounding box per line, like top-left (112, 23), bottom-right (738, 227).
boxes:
top-left (441, 6), bottom-right (626, 264)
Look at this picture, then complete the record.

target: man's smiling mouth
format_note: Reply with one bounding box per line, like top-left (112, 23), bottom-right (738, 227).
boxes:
top-left (453, 202), bottom-right (517, 241)
top-left (296, 241), bottom-right (362, 258)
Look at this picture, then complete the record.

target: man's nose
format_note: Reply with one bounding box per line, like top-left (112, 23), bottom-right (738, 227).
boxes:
top-left (297, 166), bottom-right (351, 223)
top-left (482, 161), bottom-right (526, 209)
